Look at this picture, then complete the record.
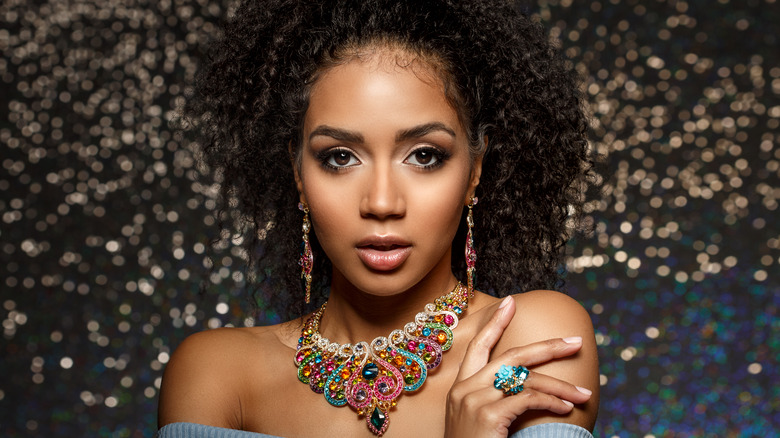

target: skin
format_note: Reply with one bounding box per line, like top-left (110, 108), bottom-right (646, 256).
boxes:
top-left (158, 49), bottom-right (599, 437)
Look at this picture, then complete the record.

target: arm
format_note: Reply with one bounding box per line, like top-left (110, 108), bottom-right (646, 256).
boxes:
top-left (445, 292), bottom-right (599, 437)
top-left (157, 329), bottom-right (247, 429)
top-left (500, 290), bottom-right (599, 432)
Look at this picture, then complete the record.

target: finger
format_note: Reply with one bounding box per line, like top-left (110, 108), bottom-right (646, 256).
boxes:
top-left (456, 385), bottom-right (575, 426)
top-left (457, 296), bottom-right (515, 380)
top-left (496, 386), bottom-right (578, 416)
top-left (455, 366), bottom-right (591, 409)
top-left (490, 337), bottom-right (583, 369)
top-left (520, 370), bottom-right (593, 405)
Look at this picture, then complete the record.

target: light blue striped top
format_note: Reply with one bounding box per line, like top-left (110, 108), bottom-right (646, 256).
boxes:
top-left (157, 421), bottom-right (593, 437)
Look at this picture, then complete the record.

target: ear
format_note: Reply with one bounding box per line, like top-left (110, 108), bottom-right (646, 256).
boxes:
top-left (289, 142), bottom-right (307, 205)
top-left (464, 137), bottom-right (486, 204)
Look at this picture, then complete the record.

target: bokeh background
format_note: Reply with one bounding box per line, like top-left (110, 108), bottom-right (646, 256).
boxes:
top-left (1, 0), bottom-right (777, 436)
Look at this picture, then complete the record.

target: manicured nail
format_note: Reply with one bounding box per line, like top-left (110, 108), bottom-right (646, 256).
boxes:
top-left (576, 386), bottom-right (592, 396)
top-left (562, 400), bottom-right (574, 407)
top-left (562, 336), bottom-right (582, 344)
top-left (498, 296), bottom-right (512, 309)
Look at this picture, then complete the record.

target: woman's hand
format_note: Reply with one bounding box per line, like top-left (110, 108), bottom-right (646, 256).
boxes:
top-left (444, 296), bottom-right (593, 438)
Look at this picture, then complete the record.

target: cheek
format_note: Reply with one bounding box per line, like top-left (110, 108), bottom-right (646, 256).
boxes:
top-left (308, 199), bottom-right (348, 237)
top-left (302, 184), bottom-right (346, 235)
top-left (408, 168), bottom-right (472, 239)
top-left (299, 165), bottom-right (354, 246)
top-left (417, 186), bottom-right (466, 241)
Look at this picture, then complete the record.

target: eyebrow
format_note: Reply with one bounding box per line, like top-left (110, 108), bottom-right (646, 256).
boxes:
top-left (308, 122), bottom-right (456, 144)
top-left (395, 122), bottom-right (456, 143)
top-left (308, 125), bottom-right (364, 144)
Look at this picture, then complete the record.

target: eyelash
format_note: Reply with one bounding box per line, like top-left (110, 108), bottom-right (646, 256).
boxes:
top-left (405, 146), bottom-right (450, 170)
top-left (316, 148), bottom-right (359, 171)
top-left (315, 146), bottom-right (451, 171)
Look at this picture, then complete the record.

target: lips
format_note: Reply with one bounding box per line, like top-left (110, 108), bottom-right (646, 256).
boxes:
top-left (355, 236), bottom-right (412, 271)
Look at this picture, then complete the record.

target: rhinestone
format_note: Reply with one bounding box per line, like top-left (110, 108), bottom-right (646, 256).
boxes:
top-left (362, 363), bottom-right (379, 380)
top-left (355, 389), bottom-right (367, 402)
top-left (370, 407), bottom-right (386, 430)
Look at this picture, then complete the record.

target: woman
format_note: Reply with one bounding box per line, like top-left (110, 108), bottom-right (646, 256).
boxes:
top-left (158, 0), bottom-right (599, 436)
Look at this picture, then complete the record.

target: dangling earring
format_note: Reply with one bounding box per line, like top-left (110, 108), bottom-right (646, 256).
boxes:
top-left (465, 196), bottom-right (478, 298)
top-left (298, 202), bottom-right (313, 304)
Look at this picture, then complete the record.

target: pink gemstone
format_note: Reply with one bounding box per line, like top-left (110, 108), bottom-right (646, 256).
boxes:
top-left (407, 341), bottom-right (416, 350)
top-left (327, 365), bottom-right (334, 372)
top-left (444, 315), bottom-right (454, 325)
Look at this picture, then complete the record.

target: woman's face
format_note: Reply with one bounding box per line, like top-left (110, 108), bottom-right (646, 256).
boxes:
top-left (296, 51), bottom-right (481, 296)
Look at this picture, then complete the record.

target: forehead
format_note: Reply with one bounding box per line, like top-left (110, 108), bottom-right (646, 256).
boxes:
top-left (305, 50), bottom-right (464, 135)
top-left (312, 45), bottom-right (447, 96)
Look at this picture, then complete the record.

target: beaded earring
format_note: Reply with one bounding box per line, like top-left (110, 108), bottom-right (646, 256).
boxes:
top-left (298, 202), bottom-right (313, 304)
top-left (465, 196), bottom-right (478, 298)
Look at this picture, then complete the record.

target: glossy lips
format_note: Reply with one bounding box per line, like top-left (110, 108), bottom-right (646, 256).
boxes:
top-left (355, 237), bottom-right (412, 271)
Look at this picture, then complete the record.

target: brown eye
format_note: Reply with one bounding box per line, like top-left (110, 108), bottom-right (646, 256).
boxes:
top-left (333, 151), bottom-right (352, 166)
top-left (412, 150), bottom-right (433, 165)
top-left (323, 149), bottom-right (359, 169)
top-left (405, 147), bottom-right (447, 168)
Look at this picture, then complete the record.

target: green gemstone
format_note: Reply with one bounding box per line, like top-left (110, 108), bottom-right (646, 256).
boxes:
top-left (404, 374), bottom-right (415, 384)
top-left (370, 407), bottom-right (386, 430)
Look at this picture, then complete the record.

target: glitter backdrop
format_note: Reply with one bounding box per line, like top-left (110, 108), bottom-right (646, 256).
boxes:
top-left (0, 0), bottom-right (777, 437)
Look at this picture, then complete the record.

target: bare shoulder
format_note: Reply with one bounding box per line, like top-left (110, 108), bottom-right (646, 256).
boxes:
top-left (157, 321), bottom-right (299, 429)
top-left (510, 290), bottom-right (595, 340)
top-left (496, 290), bottom-right (600, 431)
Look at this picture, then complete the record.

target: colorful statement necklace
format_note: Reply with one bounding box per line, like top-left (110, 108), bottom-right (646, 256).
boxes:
top-left (294, 282), bottom-right (469, 436)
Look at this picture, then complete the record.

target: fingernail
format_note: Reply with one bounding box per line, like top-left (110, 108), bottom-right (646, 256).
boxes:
top-left (562, 400), bottom-right (574, 407)
top-left (498, 296), bottom-right (512, 309)
top-left (562, 336), bottom-right (582, 344)
top-left (576, 386), bottom-right (592, 396)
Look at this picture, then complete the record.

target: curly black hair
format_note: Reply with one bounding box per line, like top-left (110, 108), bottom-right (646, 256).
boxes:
top-left (186, 0), bottom-right (594, 320)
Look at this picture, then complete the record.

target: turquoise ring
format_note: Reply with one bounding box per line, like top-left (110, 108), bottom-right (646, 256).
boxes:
top-left (493, 364), bottom-right (530, 395)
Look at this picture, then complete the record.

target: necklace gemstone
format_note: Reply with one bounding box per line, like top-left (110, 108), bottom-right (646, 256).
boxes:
top-left (370, 407), bottom-right (386, 430)
top-left (355, 389), bottom-right (367, 402)
top-left (362, 362), bottom-right (379, 380)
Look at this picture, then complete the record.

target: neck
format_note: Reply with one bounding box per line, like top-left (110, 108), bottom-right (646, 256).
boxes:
top-left (317, 269), bottom-right (461, 343)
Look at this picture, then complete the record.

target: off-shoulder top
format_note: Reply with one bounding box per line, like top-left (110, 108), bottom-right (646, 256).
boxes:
top-left (157, 421), bottom-right (594, 437)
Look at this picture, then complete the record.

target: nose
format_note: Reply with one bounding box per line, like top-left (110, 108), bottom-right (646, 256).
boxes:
top-left (359, 164), bottom-right (405, 220)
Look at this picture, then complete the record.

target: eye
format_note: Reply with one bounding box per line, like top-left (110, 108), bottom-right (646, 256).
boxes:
top-left (405, 147), bottom-right (447, 168)
top-left (321, 149), bottom-right (360, 169)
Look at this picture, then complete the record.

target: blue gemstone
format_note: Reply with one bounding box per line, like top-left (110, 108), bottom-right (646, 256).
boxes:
top-left (497, 364), bottom-right (513, 379)
top-left (405, 359), bottom-right (412, 366)
top-left (454, 306), bottom-right (462, 314)
top-left (422, 328), bottom-right (431, 336)
top-left (362, 363), bottom-right (379, 380)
